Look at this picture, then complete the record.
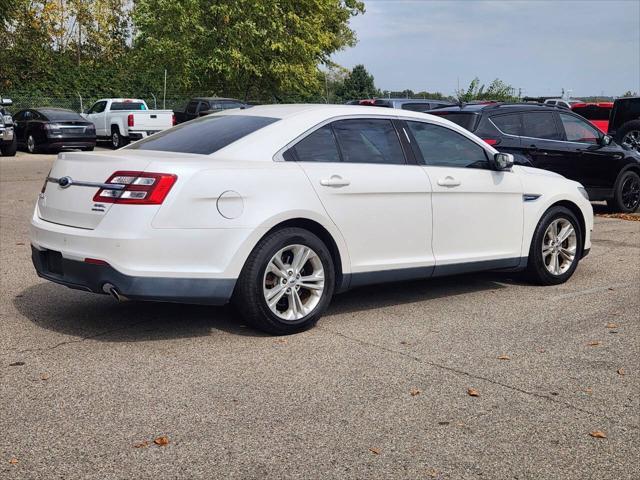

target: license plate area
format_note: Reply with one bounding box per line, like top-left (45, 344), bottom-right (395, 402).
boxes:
top-left (45, 250), bottom-right (64, 275)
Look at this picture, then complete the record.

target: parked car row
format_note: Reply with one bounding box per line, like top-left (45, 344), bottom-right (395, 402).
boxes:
top-left (0, 98), bottom-right (17, 156)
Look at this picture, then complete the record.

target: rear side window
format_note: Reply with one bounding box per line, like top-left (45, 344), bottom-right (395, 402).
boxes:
top-left (127, 114), bottom-right (279, 154)
top-left (428, 112), bottom-right (479, 131)
top-left (289, 125), bottom-right (341, 162)
top-left (521, 112), bottom-right (561, 140)
top-left (110, 102), bottom-right (146, 111)
top-left (332, 119), bottom-right (405, 164)
top-left (491, 114), bottom-right (522, 135)
top-left (186, 101), bottom-right (199, 114)
top-left (407, 121), bottom-right (488, 168)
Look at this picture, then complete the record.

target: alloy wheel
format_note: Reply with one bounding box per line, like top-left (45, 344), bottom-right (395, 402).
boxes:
top-left (621, 130), bottom-right (640, 152)
top-left (542, 218), bottom-right (577, 276)
top-left (263, 244), bottom-right (325, 321)
top-left (112, 132), bottom-right (120, 148)
top-left (621, 175), bottom-right (640, 211)
top-left (27, 135), bottom-right (35, 153)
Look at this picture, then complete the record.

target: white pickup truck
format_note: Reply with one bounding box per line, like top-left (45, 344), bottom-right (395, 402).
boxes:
top-left (83, 98), bottom-right (174, 149)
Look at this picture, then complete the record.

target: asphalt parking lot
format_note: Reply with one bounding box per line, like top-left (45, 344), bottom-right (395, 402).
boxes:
top-left (1, 149), bottom-right (639, 479)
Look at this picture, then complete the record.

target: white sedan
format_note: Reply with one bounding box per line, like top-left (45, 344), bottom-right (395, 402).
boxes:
top-left (31, 105), bottom-right (593, 334)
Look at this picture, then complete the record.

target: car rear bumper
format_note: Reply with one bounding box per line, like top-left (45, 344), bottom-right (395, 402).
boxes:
top-left (31, 245), bottom-right (236, 305)
top-left (46, 139), bottom-right (96, 149)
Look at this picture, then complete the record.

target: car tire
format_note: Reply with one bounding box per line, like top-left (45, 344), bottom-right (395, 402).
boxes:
top-left (614, 119), bottom-right (640, 153)
top-left (110, 127), bottom-right (128, 149)
top-left (526, 206), bottom-right (583, 285)
top-left (233, 227), bottom-right (335, 335)
top-left (607, 170), bottom-right (640, 213)
top-left (0, 136), bottom-right (17, 156)
top-left (26, 134), bottom-right (40, 154)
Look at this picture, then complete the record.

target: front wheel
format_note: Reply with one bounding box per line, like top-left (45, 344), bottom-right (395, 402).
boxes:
top-left (233, 228), bottom-right (335, 335)
top-left (110, 127), bottom-right (128, 149)
top-left (0, 136), bottom-right (17, 156)
top-left (607, 170), bottom-right (640, 213)
top-left (526, 206), bottom-right (583, 285)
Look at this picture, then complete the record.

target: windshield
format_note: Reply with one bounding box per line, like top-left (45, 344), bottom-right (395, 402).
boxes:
top-left (428, 112), bottom-right (479, 131)
top-left (110, 102), bottom-right (147, 111)
top-left (40, 109), bottom-right (86, 121)
top-left (126, 114), bottom-right (280, 154)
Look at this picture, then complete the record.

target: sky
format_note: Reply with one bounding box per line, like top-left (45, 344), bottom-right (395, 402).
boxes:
top-left (331, 0), bottom-right (640, 97)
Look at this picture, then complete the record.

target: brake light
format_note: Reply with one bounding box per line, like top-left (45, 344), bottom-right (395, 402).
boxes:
top-left (127, 114), bottom-right (134, 127)
top-left (172, 114), bottom-right (176, 126)
top-left (482, 138), bottom-right (499, 146)
top-left (92, 171), bottom-right (177, 205)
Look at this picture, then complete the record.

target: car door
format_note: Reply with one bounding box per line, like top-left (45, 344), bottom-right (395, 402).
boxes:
top-left (519, 110), bottom-right (570, 175)
top-left (555, 111), bottom-right (626, 190)
top-left (85, 101), bottom-right (107, 136)
top-left (12, 110), bottom-right (28, 144)
top-left (289, 117), bottom-right (434, 282)
top-left (185, 101), bottom-right (199, 121)
top-left (404, 120), bottom-right (524, 271)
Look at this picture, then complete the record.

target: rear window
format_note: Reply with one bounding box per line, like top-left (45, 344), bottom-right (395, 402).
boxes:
top-left (40, 109), bottom-right (85, 121)
top-left (429, 112), bottom-right (479, 131)
top-left (110, 102), bottom-right (147, 111)
top-left (127, 114), bottom-right (279, 154)
top-left (401, 103), bottom-right (431, 113)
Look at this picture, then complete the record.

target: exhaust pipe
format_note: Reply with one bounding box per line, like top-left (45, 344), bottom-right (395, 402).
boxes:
top-left (102, 283), bottom-right (128, 302)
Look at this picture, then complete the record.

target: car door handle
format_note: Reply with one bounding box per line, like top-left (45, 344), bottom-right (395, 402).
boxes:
top-left (320, 175), bottom-right (350, 187)
top-left (437, 176), bottom-right (461, 187)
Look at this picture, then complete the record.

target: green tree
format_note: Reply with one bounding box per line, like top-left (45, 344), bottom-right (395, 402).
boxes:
top-left (132, 0), bottom-right (365, 100)
top-left (335, 64), bottom-right (379, 102)
top-left (456, 77), bottom-right (516, 102)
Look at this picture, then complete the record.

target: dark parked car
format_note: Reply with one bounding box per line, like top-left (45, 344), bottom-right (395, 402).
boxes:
top-left (0, 98), bottom-right (17, 156)
top-left (13, 108), bottom-right (96, 153)
top-left (374, 98), bottom-right (453, 113)
top-left (608, 97), bottom-right (640, 153)
top-left (430, 103), bottom-right (640, 212)
top-left (174, 97), bottom-right (248, 124)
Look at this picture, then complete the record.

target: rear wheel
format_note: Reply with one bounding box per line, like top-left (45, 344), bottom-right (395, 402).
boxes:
top-left (26, 134), bottom-right (40, 154)
top-left (110, 127), bottom-right (127, 149)
top-left (526, 206), bottom-right (583, 285)
top-left (615, 120), bottom-right (640, 153)
top-left (607, 170), bottom-right (640, 213)
top-left (0, 136), bottom-right (17, 156)
top-left (233, 227), bottom-right (335, 335)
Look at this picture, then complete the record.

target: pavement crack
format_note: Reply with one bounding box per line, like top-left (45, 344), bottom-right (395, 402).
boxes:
top-left (320, 326), bottom-right (638, 430)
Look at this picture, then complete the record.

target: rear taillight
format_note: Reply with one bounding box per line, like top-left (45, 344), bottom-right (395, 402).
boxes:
top-left (92, 171), bottom-right (177, 205)
top-left (127, 114), bottom-right (134, 127)
top-left (172, 114), bottom-right (176, 126)
top-left (482, 138), bottom-right (500, 146)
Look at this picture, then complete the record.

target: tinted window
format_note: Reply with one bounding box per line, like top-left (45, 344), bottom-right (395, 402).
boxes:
top-left (407, 121), bottom-right (488, 168)
top-left (559, 113), bottom-right (600, 144)
top-left (110, 102), bottom-right (146, 111)
top-left (215, 102), bottom-right (244, 110)
top-left (127, 114), bottom-right (279, 154)
top-left (186, 101), bottom-right (199, 114)
top-left (521, 112), bottom-right (561, 140)
top-left (13, 111), bottom-right (26, 121)
top-left (39, 109), bottom-right (84, 121)
top-left (290, 125), bottom-right (340, 162)
top-left (332, 119), bottom-right (405, 164)
top-left (572, 105), bottom-right (611, 121)
top-left (491, 114), bottom-right (522, 135)
top-left (401, 103), bottom-right (431, 113)
top-left (428, 112), bottom-right (479, 131)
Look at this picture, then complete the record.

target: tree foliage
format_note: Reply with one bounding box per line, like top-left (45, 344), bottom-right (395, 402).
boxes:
top-left (334, 64), bottom-right (379, 101)
top-left (456, 77), bottom-right (516, 102)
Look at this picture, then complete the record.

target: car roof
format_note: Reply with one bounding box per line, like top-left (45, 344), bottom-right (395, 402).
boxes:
top-left (375, 98), bottom-right (452, 105)
top-left (431, 103), bottom-right (566, 114)
top-left (192, 97), bottom-right (244, 102)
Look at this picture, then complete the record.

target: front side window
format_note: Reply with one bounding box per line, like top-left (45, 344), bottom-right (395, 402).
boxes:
top-left (289, 125), bottom-right (341, 162)
top-left (491, 113), bottom-right (522, 135)
top-left (88, 101), bottom-right (106, 114)
top-left (559, 113), bottom-right (600, 144)
top-left (521, 112), bottom-right (561, 140)
top-left (127, 114), bottom-right (279, 154)
top-left (332, 119), bottom-right (405, 164)
top-left (407, 121), bottom-right (488, 168)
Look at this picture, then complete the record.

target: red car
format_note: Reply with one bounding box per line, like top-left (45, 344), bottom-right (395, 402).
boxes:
top-left (571, 102), bottom-right (613, 133)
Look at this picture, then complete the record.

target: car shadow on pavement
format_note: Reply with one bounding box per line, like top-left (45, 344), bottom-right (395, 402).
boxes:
top-left (14, 273), bottom-right (515, 341)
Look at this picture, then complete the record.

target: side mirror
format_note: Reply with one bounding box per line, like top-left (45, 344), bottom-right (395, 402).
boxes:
top-left (492, 152), bottom-right (514, 171)
top-left (1, 98), bottom-right (12, 106)
top-left (599, 134), bottom-right (612, 146)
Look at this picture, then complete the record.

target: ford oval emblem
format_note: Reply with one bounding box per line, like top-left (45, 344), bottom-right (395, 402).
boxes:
top-left (58, 176), bottom-right (73, 188)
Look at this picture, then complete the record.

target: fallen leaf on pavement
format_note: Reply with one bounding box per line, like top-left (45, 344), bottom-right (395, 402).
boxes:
top-left (40, 374), bottom-right (49, 381)
top-left (467, 388), bottom-right (480, 397)
top-left (589, 430), bottom-right (607, 439)
top-left (617, 368), bottom-right (625, 375)
top-left (426, 467), bottom-right (439, 478)
top-left (9, 362), bottom-right (25, 367)
top-left (133, 441), bottom-right (149, 449)
top-left (410, 388), bottom-right (421, 396)
top-left (399, 341), bottom-right (409, 345)
top-left (587, 341), bottom-right (600, 346)
top-left (154, 436), bottom-right (169, 446)
top-left (606, 323), bottom-right (618, 329)
top-left (497, 355), bottom-right (511, 360)
top-left (369, 447), bottom-right (381, 455)
top-left (275, 338), bottom-right (288, 344)
top-left (8, 458), bottom-right (18, 465)
top-left (584, 387), bottom-right (593, 395)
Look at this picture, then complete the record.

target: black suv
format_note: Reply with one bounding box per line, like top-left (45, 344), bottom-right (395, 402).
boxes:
top-left (430, 103), bottom-right (640, 212)
top-left (608, 97), bottom-right (640, 153)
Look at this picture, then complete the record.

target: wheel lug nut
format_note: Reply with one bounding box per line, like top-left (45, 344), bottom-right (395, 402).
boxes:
top-left (286, 288), bottom-right (291, 293)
